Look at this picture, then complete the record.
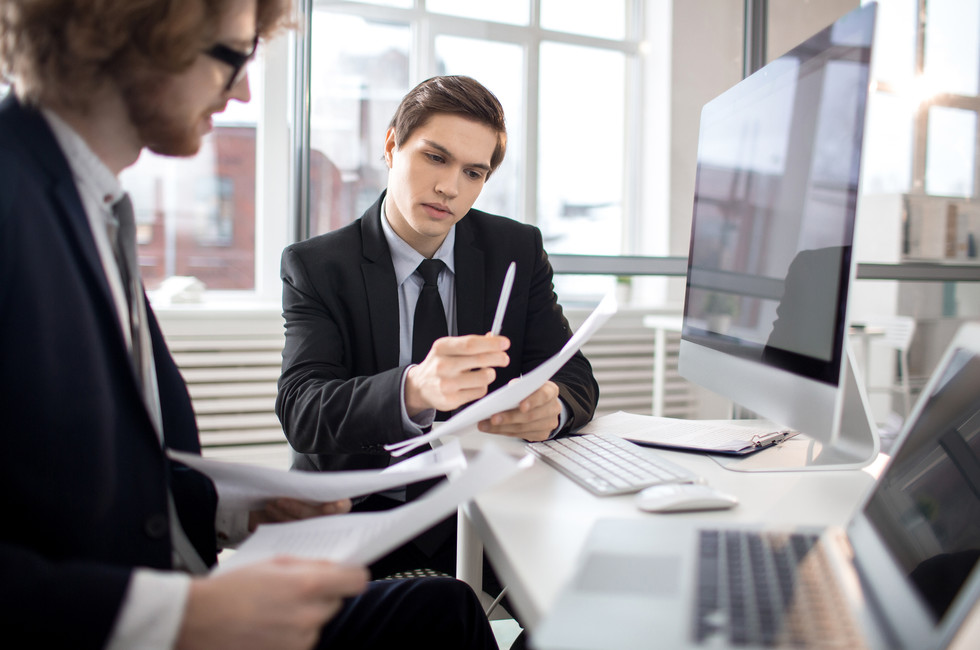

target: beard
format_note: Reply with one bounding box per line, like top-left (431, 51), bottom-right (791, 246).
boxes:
top-left (117, 66), bottom-right (212, 158)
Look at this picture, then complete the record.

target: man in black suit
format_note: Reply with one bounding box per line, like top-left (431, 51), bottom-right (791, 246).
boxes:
top-left (277, 75), bottom-right (599, 578)
top-left (0, 2), bottom-right (495, 648)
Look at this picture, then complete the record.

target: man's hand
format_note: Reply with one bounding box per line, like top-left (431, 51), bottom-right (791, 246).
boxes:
top-left (477, 380), bottom-right (562, 442)
top-left (248, 498), bottom-right (352, 532)
top-left (404, 334), bottom-right (510, 416)
top-left (176, 557), bottom-right (368, 650)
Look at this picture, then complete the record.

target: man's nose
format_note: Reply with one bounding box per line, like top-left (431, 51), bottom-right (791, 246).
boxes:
top-left (435, 169), bottom-right (459, 199)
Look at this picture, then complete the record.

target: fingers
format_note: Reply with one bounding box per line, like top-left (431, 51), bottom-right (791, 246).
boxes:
top-left (428, 334), bottom-right (511, 372)
top-left (250, 498), bottom-right (353, 530)
top-left (178, 558), bottom-right (369, 650)
top-left (405, 335), bottom-right (511, 414)
top-left (269, 556), bottom-right (369, 600)
top-left (477, 381), bottom-right (562, 441)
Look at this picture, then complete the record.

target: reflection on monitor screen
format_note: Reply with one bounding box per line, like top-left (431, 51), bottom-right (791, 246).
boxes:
top-left (679, 4), bottom-right (879, 471)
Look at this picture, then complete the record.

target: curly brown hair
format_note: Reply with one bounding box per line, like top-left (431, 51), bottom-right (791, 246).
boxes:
top-left (388, 75), bottom-right (508, 177)
top-left (0, 0), bottom-right (291, 108)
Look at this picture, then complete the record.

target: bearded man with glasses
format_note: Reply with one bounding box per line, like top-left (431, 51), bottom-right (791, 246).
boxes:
top-left (0, 1), bottom-right (497, 648)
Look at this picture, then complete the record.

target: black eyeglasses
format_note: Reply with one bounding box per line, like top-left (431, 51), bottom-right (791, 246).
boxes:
top-left (204, 35), bottom-right (259, 91)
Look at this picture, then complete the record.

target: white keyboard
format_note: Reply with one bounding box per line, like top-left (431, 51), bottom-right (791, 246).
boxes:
top-left (526, 433), bottom-right (701, 496)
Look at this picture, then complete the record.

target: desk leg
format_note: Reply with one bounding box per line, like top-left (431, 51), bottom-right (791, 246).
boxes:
top-left (653, 326), bottom-right (666, 417)
top-left (456, 505), bottom-right (483, 593)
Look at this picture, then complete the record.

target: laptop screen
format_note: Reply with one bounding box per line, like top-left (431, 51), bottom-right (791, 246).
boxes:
top-left (863, 347), bottom-right (980, 623)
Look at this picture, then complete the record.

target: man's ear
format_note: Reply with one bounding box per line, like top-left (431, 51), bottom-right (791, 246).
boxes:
top-left (383, 127), bottom-right (397, 168)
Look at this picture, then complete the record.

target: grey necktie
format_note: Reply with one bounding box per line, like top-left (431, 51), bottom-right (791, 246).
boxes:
top-left (112, 194), bottom-right (208, 574)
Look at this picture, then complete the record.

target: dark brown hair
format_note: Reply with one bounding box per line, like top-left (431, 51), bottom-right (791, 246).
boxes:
top-left (0, 0), bottom-right (292, 108)
top-left (388, 75), bottom-right (507, 176)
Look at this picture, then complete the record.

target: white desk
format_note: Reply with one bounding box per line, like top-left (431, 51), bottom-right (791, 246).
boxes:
top-left (456, 432), bottom-right (980, 648)
top-left (456, 432), bottom-right (881, 629)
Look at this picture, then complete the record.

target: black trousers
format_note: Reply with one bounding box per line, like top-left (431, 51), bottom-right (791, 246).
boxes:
top-left (317, 576), bottom-right (497, 649)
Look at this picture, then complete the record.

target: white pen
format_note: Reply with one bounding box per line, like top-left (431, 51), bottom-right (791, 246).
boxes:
top-left (490, 261), bottom-right (516, 336)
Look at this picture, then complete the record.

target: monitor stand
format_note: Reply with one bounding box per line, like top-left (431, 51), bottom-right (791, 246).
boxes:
top-left (712, 343), bottom-right (880, 473)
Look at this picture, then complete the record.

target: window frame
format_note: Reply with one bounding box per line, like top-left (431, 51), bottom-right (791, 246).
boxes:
top-left (291, 0), bottom-right (649, 259)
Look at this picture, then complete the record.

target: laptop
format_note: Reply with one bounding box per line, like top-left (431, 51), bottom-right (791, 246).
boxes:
top-left (533, 322), bottom-right (980, 650)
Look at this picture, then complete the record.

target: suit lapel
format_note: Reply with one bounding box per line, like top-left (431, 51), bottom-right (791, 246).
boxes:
top-left (1, 98), bottom-right (118, 319)
top-left (360, 196), bottom-right (401, 369)
top-left (1, 97), bottom-right (153, 428)
top-left (453, 217), bottom-right (486, 336)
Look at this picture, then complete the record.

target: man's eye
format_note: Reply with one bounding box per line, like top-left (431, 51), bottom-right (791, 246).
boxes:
top-left (465, 170), bottom-right (486, 181)
top-left (425, 153), bottom-right (445, 163)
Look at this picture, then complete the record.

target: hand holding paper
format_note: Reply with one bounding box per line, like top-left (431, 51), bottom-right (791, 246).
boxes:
top-left (216, 442), bottom-right (525, 571)
top-left (388, 293), bottom-right (618, 457)
top-left (169, 441), bottom-right (466, 511)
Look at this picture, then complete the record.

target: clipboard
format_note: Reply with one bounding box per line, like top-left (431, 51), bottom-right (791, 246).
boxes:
top-left (576, 411), bottom-right (799, 456)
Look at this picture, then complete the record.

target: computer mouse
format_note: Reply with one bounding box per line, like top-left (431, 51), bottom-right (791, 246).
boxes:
top-left (634, 483), bottom-right (738, 513)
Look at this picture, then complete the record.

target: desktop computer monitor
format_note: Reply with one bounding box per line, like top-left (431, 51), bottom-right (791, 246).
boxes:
top-left (678, 3), bottom-right (879, 470)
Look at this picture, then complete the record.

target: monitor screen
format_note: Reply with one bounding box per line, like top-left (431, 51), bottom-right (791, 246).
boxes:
top-left (679, 4), bottom-right (877, 458)
top-left (683, 5), bottom-right (874, 385)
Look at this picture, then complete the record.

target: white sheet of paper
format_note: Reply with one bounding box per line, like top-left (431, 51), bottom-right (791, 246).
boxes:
top-left (215, 442), bottom-right (524, 571)
top-left (168, 440), bottom-right (466, 510)
top-left (386, 293), bottom-right (618, 457)
top-left (578, 411), bottom-right (789, 452)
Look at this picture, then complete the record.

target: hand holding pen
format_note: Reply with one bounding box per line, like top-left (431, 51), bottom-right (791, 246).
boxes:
top-left (403, 262), bottom-right (517, 418)
top-left (477, 261), bottom-right (562, 441)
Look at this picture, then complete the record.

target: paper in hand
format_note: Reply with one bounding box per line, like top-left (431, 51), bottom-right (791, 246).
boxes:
top-left (215, 442), bottom-right (525, 571)
top-left (169, 440), bottom-right (466, 510)
top-left (385, 293), bottom-right (618, 457)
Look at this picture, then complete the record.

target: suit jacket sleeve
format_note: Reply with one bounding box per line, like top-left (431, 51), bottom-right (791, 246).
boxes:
top-left (276, 244), bottom-right (409, 459)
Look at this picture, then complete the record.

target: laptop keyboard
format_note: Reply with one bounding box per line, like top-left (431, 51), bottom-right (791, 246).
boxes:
top-left (695, 530), bottom-right (864, 648)
top-left (525, 433), bottom-right (700, 496)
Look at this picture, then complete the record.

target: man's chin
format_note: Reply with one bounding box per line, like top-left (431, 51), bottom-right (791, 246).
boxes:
top-left (146, 134), bottom-right (202, 158)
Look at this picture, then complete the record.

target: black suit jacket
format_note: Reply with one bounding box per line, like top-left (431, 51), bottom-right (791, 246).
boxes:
top-left (277, 192), bottom-right (599, 473)
top-left (0, 95), bottom-right (218, 648)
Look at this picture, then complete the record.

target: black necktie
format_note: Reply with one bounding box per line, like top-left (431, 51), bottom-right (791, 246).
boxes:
top-left (412, 258), bottom-right (448, 364)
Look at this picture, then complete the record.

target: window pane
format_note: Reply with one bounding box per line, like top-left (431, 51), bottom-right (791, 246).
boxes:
top-left (338, 0), bottom-right (412, 7)
top-left (538, 43), bottom-right (625, 255)
top-left (924, 0), bottom-right (980, 96)
top-left (308, 12), bottom-right (411, 235)
top-left (426, 0), bottom-right (529, 26)
top-left (435, 36), bottom-right (524, 221)
top-left (862, 92), bottom-right (914, 193)
top-left (121, 132), bottom-right (256, 290)
top-left (864, 0), bottom-right (917, 88)
top-left (120, 59), bottom-right (262, 291)
top-left (540, 0), bottom-right (626, 40)
top-left (925, 106), bottom-right (977, 197)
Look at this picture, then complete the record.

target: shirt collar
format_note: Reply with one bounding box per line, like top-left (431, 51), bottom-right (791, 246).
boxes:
top-left (380, 193), bottom-right (456, 287)
top-left (41, 108), bottom-right (125, 213)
